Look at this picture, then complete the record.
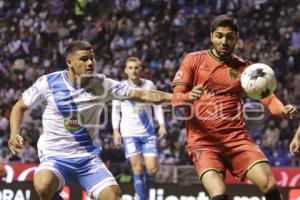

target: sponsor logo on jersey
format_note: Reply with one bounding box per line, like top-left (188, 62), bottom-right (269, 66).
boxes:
top-left (64, 112), bottom-right (84, 133)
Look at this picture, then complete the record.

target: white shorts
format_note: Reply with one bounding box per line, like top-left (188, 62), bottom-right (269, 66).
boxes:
top-left (36, 156), bottom-right (118, 199)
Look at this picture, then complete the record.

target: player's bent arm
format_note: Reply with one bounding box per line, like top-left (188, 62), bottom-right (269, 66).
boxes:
top-left (10, 97), bottom-right (28, 138)
top-left (260, 94), bottom-right (297, 119)
top-left (290, 124), bottom-right (300, 155)
top-left (172, 84), bottom-right (204, 106)
top-left (260, 94), bottom-right (284, 117)
top-left (112, 100), bottom-right (121, 130)
top-left (172, 85), bottom-right (191, 106)
top-left (128, 88), bottom-right (172, 104)
top-left (293, 125), bottom-right (300, 140)
top-left (9, 98), bottom-right (28, 154)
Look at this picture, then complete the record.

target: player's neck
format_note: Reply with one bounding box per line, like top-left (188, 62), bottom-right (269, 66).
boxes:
top-left (128, 78), bottom-right (141, 86)
top-left (67, 70), bottom-right (77, 85)
top-left (209, 49), bottom-right (234, 64)
top-left (66, 70), bottom-right (89, 88)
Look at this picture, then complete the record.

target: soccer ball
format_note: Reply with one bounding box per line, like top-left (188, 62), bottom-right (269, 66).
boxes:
top-left (241, 63), bottom-right (277, 100)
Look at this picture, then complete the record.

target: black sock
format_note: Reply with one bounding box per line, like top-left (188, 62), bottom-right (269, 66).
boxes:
top-left (264, 187), bottom-right (283, 200)
top-left (212, 194), bottom-right (228, 200)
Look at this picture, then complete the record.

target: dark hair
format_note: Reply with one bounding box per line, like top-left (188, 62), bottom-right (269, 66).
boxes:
top-left (64, 40), bottom-right (93, 58)
top-left (210, 15), bottom-right (239, 33)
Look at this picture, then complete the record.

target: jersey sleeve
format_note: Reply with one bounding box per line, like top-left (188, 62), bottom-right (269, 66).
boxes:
top-left (172, 53), bottom-right (195, 89)
top-left (148, 81), bottom-right (165, 125)
top-left (260, 94), bottom-right (284, 117)
top-left (103, 77), bottom-right (132, 100)
top-left (22, 76), bottom-right (48, 108)
top-left (112, 99), bottom-right (121, 129)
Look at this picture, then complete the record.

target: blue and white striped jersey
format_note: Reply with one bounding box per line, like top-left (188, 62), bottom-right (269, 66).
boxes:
top-left (22, 70), bottom-right (131, 160)
top-left (111, 79), bottom-right (165, 137)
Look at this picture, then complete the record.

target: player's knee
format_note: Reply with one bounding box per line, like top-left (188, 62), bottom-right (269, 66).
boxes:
top-left (34, 181), bottom-right (55, 199)
top-left (258, 175), bottom-right (277, 193)
top-left (96, 185), bottom-right (122, 200)
top-left (131, 163), bottom-right (144, 173)
top-left (147, 165), bottom-right (158, 175)
top-left (34, 176), bottom-right (59, 199)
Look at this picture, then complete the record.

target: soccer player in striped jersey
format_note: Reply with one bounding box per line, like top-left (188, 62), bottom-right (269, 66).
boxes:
top-left (8, 41), bottom-right (172, 200)
top-left (112, 57), bottom-right (167, 200)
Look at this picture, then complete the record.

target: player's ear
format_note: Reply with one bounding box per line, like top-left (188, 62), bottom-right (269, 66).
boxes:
top-left (124, 66), bottom-right (129, 74)
top-left (66, 57), bottom-right (72, 68)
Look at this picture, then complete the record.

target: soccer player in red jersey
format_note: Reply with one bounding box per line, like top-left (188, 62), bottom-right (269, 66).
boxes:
top-left (172, 15), bottom-right (297, 200)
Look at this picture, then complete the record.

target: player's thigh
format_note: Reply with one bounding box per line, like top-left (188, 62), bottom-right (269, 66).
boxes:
top-left (128, 154), bottom-right (144, 173)
top-left (96, 185), bottom-right (122, 200)
top-left (123, 137), bottom-right (142, 158)
top-left (141, 135), bottom-right (157, 158)
top-left (189, 148), bottom-right (225, 180)
top-left (34, 168), bottom-right (61, 194)
top-left (144, 156), bottom-right (158, 174)
top-left (189, 148), bottom-right (226, 196)
top-left (225, 140), bottom-right (268, 180)
top-left (77, 156), bottom-right (120, 199)
top-left (246, 162), bottom-right (277, 192)
top-left (202, 170), bottom-right (226, 197)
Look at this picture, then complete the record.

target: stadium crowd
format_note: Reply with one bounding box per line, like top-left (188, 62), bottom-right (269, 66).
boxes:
top-left (0, 0), bottom-right (300, 173)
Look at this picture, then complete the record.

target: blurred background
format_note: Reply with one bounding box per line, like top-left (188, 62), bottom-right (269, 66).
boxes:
top-left (0, 0), bottom-right (300, 199)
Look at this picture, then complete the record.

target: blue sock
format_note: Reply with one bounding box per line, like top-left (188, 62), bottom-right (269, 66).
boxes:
top-left (133, 174), bottom-right (147, 200)
top-left (52, 192), bottom-right (63, 200)
top-left (144, 172), bottom-right (155, 194)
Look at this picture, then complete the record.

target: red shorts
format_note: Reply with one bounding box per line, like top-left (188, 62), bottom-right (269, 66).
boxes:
top-left (188, 138), bottom-right (268, 181)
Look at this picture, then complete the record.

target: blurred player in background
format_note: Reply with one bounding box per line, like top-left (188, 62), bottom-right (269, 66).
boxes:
top-left (112, 57), bottom-right (167, 200)
top-left (172, 15), bottom-right (297, 200)
top-left (290, 124), bottom-right (300, 156)
top-left (8, 41), bottom-right (172, 200)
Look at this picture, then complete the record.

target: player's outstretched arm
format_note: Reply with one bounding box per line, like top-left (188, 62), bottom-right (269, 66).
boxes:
top-left (290, 124), bottom-right (300, 156)
top-left (8, 97), bottom-right (27, 155)
top-left (260, 94), bottom-right (297, 119)
top-left (128, 88), bottom-right (172, 104)
top-left (172, 85), bottom-right (204, 106)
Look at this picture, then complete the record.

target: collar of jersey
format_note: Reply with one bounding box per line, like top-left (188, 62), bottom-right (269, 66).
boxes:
top-left (208, 49), bottom-right (235, 65)
top-left (63, 70), bottom-right (80, 90)
top-left (127, 79), bottom-right (143, 88)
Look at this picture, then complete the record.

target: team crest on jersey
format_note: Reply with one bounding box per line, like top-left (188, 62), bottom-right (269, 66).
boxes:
top-left (229, 68), bottom-right (239, 80)
top-left (174, 71), bottom-right (183, 80)
top-left (64, 112), bottom-right (84, 133)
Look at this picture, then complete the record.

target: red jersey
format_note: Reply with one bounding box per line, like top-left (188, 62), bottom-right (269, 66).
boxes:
top-left (173, 50), bottom-right (254, 148)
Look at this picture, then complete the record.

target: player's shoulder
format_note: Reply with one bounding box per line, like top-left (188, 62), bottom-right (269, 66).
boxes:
top-left (185, 50), bottom-right (208, 59)
top-left (120, 80), bottom-right (128, 84)
top-left (232, 55), bottom-right (252, 68)
top-left (183, 50), bottom-right (209, 66)
top-left (141, 78), bottom-right (154, 85)
top-left (44, 70), bottom-right (66, 83)
top-left (46, 70), bottom-right (65, 77)
top-left (92, 73), bottom-right (111, 85)
top-left (97, 74), bottom-right (122, 86)
top-left (94, 73), bottom-right (106, 81)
